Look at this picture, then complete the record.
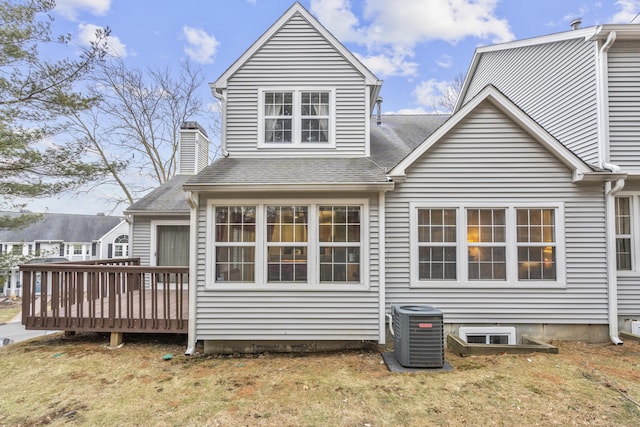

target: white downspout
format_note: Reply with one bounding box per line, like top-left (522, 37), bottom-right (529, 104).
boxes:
top-left (378, 191), bottom-right (386, 345)
top-left (184, 191), bottom-right (199, 355)
top-left (598, 30), bottom-right (624, 345)
top-left (211, 87), bottom-right (229, 158)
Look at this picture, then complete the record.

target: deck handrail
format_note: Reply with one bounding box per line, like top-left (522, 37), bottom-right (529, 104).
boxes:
top-left (20, 260), bottom-right (189, 334)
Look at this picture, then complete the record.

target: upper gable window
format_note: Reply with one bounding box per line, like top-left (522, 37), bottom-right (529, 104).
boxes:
top-left (259, 88), bottom-right (335, 147)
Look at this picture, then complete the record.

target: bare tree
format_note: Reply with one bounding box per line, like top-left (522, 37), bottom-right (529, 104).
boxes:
top-left (68, 59), bottom-right (212, 208)
top-left (437, 72), bottom-right (465, 113)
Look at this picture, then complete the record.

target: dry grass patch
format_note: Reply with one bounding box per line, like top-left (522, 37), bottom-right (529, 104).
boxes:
top-left (0, 297), bottom-right (21, 324)
top-left (0, 333), bottom-right (639, 426)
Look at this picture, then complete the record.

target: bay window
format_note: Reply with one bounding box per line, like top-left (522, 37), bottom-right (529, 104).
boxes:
top-left (412, 204), bottom-right (563, 285)
top-left (210, 201), bottom-right (366, 286)
top-left (259, 88), bottom-right (334, 146)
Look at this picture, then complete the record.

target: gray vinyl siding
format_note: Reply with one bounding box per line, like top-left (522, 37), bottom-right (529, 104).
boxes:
top-left (386, 101), bottom-right (608, 325)
top-left (608, 41), bottom-right (640, 171)
top-left (194, 192), bottom-right (381, 341)
top-left (618, 275), bottom-right (640, 316)
top-left (131, 217), bottom-right (152, 266)
top-left (465, 39), bottom-right (599, 165)
top-left (179, 133), bottom-right (197, 175)
top-left (225, 12), bottom-right (368, 157)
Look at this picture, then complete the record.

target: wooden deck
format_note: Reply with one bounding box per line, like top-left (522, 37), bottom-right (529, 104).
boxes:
top-left (20, 259), bottom-right (189, 334)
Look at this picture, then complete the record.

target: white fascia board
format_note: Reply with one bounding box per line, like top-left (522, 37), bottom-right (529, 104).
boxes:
top-left (389, 85), bottom-right (592, 179)
top-left (212, 2), bottom-right (380, 90)
top-left (183, 182), bottom-right (394, 193)
top-left (122, 210), bottom-right (190, 217)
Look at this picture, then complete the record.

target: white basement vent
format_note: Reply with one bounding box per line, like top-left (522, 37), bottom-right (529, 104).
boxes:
top-left (459, 326), bottom-right (516, 345)
top-left (632, 321), bottom-right (640, 336)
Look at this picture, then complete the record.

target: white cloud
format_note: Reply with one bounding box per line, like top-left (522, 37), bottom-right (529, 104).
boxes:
top-left (437, 54), bottom-right (453, 68)
top-left (355, 51), bottom-right (418, 78)
top-left (311, 0), bottom-right (514, 78)
top-left (310, 0), bottom-right (364, 43)
top-left (182, 26), bottom-right (219, 64)
top-left (414, 79), bottom-right (451, 109)
top-left (55, 0), bottom-right (111, 21)
top-left (611, 0), bottom-right (640, 23)
top-left (77, 23), bottom-right (127, 58)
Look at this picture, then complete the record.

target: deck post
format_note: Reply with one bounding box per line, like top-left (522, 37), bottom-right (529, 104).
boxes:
top-left (110, 332), bottom-right (124, 347)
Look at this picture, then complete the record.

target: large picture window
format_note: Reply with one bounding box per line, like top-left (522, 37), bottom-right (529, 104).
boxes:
top-left (412, 204), bottom-right (563, 285)
top-left (259, 88), bottom-right (334, 146)
top-left (210, 201), bottom-right (365, 286)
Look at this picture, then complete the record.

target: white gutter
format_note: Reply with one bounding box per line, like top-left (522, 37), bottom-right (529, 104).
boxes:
top-left (378, 191), bottom-right (386, 345)
top-left (210, 86), bottom-right (229, 157)
top-left (184, 191), bottom-right (199, 355)
top-left (598, 30), bottom-right (624, 345)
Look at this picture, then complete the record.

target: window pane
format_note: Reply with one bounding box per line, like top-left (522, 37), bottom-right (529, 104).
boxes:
top-left (468, 247), bottom-right (506, 280)
top-left (319, 247), bottom-right (360, 283)
top-left (216, 247), bottom-right (255, 282)
top-left (418, 246), bottom-right (456, 280)
top-left (267, 246), bottom-right (307, 282)
top-left (216, 206), bottom-right (256, 243)
top-left (615, 197), bottom-right (631, 234)
top-left (518, 247), bottom-right (556, 280)
top-left (265, 119), bottom-right (292, 143)
top-left (616, 238), bottom-right (632, 270)
top-left (267, 206), bottom-right (308, 243)
top-left (467, 209), bottom-right (505, 243)
top-left (418, 208), bottom-right (456, 243)
top-left (517, 209), bottom-right (555, 243)
top-left (318, 206), bottom-right (360, 243)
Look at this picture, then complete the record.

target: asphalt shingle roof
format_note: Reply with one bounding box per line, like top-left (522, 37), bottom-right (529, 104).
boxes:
top-left (0, 212), bottom-right (123, 243)
top-left (126, 175), bottom-right (193, 213)
top-left (128, 114), bottom-right (449, 212)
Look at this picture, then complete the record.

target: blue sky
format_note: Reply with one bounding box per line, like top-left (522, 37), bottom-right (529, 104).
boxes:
top-left (27, 0), bottom-right (640, 214)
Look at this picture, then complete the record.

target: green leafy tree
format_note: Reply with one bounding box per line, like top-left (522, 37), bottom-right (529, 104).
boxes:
top-left (0, 0), bottom-right (116, 228)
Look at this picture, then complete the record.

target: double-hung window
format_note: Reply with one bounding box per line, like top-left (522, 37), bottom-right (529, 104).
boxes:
top-left (211, 201), bottom-right (365, 286)
top-left (412, 204), bottom-right (562, 285)
top-left (259, 88), bottom-right (334, 146)
top-left (215, 206), bottom-right (256, 282)
top-left (266, 206), bottom-right (308, 283)
top-left (615, 196), bottom-right (633, 271)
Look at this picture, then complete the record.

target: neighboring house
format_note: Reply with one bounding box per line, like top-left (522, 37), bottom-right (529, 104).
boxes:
top-left (0, 213), bottom-right (128, 296)
top-left (126, 2), bottom-right (640, 353)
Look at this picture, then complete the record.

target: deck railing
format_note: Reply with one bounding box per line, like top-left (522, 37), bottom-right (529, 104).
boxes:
top-left (20, 259), bottom-right (189, 334)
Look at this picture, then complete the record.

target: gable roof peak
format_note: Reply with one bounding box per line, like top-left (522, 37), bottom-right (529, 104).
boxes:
top-left (211, 1), bottom-right (381, 92)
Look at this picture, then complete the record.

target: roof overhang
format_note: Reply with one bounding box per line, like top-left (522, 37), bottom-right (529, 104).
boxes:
top-left (573, 171), bottom-right (628, 184)
top-left (389, 85), bottom-right (593, 182)
top-left (182, 182), bottom-right (395, 193)
top-left (123, 210), bottom-right (190, 217)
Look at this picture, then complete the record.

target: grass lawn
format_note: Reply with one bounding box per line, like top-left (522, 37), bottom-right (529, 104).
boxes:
top-left (1, 333), bottom-right (639, 426)
top-left (0, 297), bottom-right (21, 324)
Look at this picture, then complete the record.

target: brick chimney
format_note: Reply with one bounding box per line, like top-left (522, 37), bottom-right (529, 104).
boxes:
top-left (178, 121), bottom-right (209, 175)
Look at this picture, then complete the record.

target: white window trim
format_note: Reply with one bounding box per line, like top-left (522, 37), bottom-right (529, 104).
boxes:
top-left (615, 192), bottom-right (640, 275)
top-left (459, 326), bottom-right (516, 345)
top-left (410, 202), bottom-right (566, 288)
top-left (206, 198), bottom-right (369, 291)
top-left (150, 219), bottom-right (190, 266)
top-left (257, 87), bottom-right (336, 148)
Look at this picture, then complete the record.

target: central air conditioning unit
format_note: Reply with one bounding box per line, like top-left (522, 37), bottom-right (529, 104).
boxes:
top-left (393, 305), bottom-right (444, 368)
